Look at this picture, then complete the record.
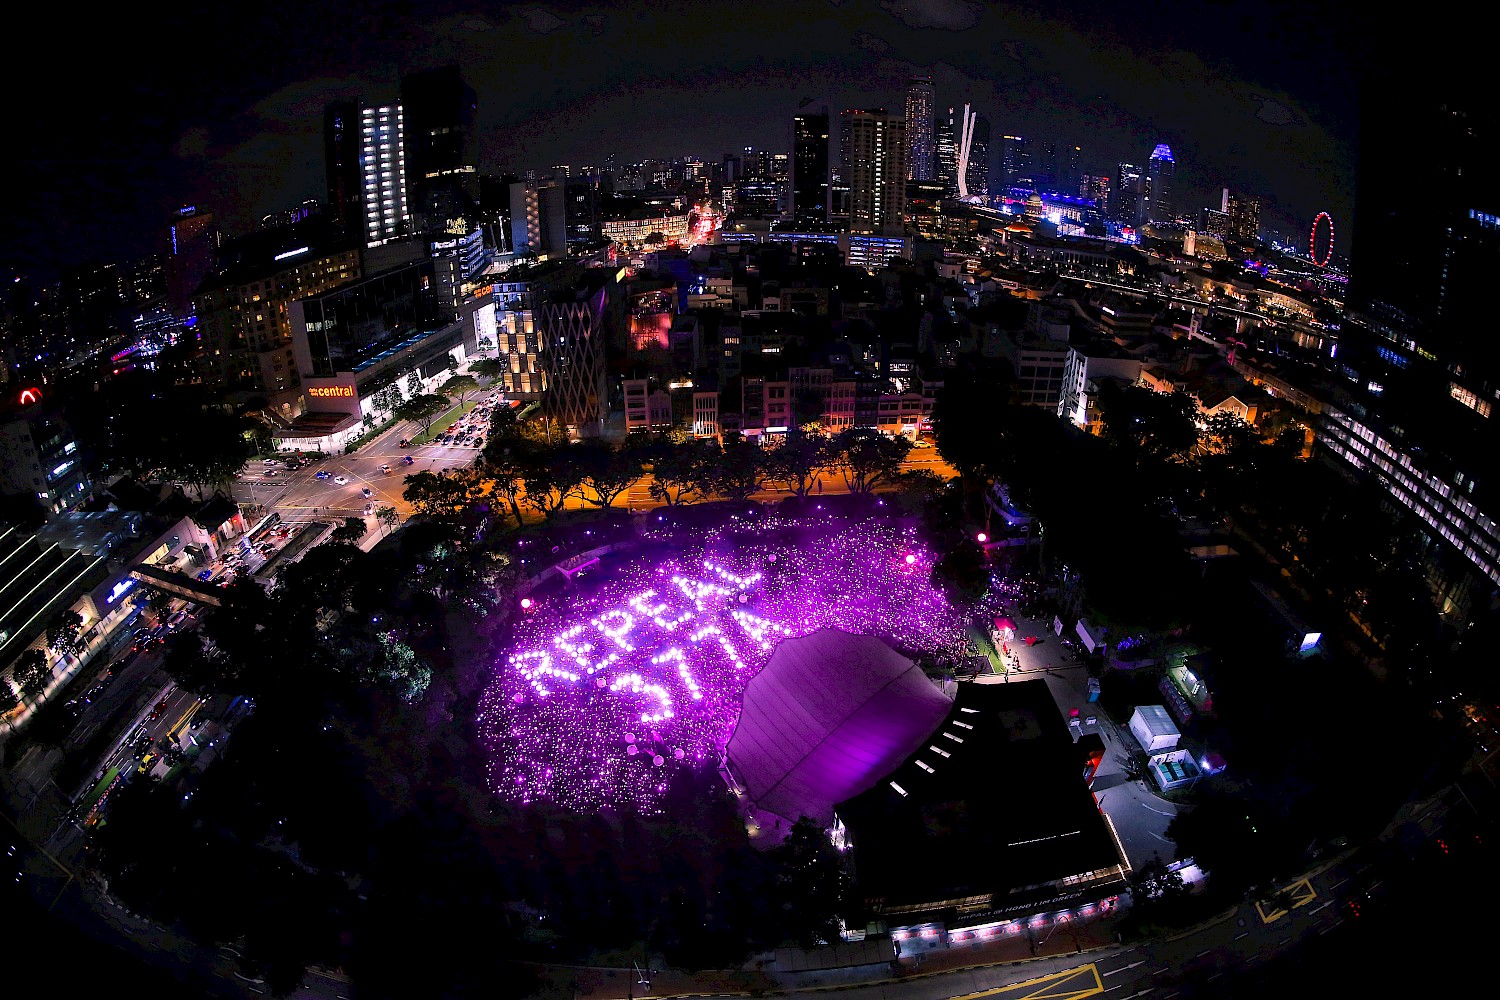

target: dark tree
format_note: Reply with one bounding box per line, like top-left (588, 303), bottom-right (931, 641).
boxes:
top-left (575, 439), bottom-right (642, 508)
top-left (768, 818), bottom-right (848, 948)
top-left (393, 393), bottom-right (451, 437)
top-left (1097, 383), bottom-right (1199, 466)
top-left (932, 540), bottom-right (989, 604)
top-left (766, 426), bottom-right (833, 498)
top-left (45, 609), bottom-right (85, 656)
top-left (648, 440), bottom-right (715, 506)
top-left (711, 432), bottom-right (769, 500)
top-left (330, 517), bottom-right (369, 544)
top-left (403, 470), bottom-right (483, 520)
top-left (11, 648), bottom-right (51, 701)
top-left (831, 426), bottom-right (912, 494)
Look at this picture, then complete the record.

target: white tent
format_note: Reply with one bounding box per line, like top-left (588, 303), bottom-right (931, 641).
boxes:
top-left (1129, 704), bottom-right (1181, 753)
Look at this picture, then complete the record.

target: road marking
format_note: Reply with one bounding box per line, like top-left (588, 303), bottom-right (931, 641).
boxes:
top-left (1103, 961), bottom-right (1146, 977)
top-left (1320, 921), bottom-right (1342, 934)
top-left (1329, 879), bottom-right (1346, 890)
top-left (1278, 937), bottom-right (1292, 946)
top-left (1149, 832), bottom-right (1174, 844)
top-left (1194, 950), bottom-right (1212, 958)
top-left (1309, 901), bottom-right (1333, 914)
top-left (1140, 803), bottom-right (1176, 817)
top-left (1234, 931), bottom-right (1250, 940)
top-left (1151, 968), bottom-right (1168, 976)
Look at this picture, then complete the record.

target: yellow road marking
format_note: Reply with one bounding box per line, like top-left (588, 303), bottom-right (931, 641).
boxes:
top-left (951, 963), bottom-right (1104, 1000)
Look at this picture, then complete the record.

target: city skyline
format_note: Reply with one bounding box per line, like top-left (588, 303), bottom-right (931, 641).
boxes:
top-left (2, 0), bottom-right (1384, 276)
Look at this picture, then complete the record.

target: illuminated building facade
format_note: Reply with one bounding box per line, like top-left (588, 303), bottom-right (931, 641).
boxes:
top-left (1146, 144), bottom-right (1175, 223)
top-left (1000, 135), bottom-right (1032, 190)
top-left (540, 286), bottom-right (608, 437)
top-left (846, 110), bottom-right (908, 236)
top-left (360, 104), bottom-right (410, 247)
top-left (323, 101), bottom-right (363, 233)
top-left (0, 395), bottom-right (91, 515)
top-left (1115, 162), bottom-right (1144, 226)
top-left (1316, 64), bottom-right (1500, 610)
top-left (791, 111), bottom-right (831, 225)
top-left (904, 78), bottom-right (935, 181)
top-left (400, 66), bottom-right (479, 236)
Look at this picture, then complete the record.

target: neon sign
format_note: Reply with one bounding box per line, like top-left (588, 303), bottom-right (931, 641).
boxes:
top-left (307, 385), bottom-right (355, 398)
top-left (19, 387), bottom-right (42, 405)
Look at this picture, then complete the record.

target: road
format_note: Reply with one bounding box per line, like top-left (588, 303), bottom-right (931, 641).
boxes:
top-left (231, 395), bottom-right (492, 527)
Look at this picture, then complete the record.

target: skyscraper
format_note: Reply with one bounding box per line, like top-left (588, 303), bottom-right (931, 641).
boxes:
top-left (541, 285), bottom-right (608, 438)
top-left (400, 65), bottom-right (479, 235)
top-left (323, 101), bottom-right (362, 234)
top-left (846, 110), bottom-right (908, 235)
top-left (791, 111), bottom-right (831, 225)
top-left (905, 78), bottom-right (936, 182)
top-left (1001, 135), bottom-right (1032, 191)
top-left (1222, 189), bottom-right (1260, 242)
top-left (165, 207), bottom-right (219, 318)
top-left (1116, 162), bottom-right (1145, 226)
top-left (1316, 64), bottom-right (1500, 610)
top-left (967, 113), bottom-right (990, 198)
top-left (1146, 144), bottom-right (1175, 223)
top-left (360, 104), bottom-right (410, 247)
top-left (935, 109), bottom-right (958, 195)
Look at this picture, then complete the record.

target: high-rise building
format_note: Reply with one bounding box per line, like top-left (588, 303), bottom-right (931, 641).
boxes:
top-left (845, 110), bottom-right (908, 236)
top-left (400, 66), bottom-right (479, 236)
top-left (540, 285), bottom-right (608, 438)
top-left (967, 112), bottom-right (990, 198)
top-left (1222, 189), bottom-right (1260, 242)
top-left (509, 180), bottom-right (568, 258)
top-left (1316, 63), bottom-right (1500, 613)
top-left (165, 207), bottom-right (219, 318)
top-left (904, 78), bottom-right (936, 182)
top-left (360, 104), bottom-right (410, 247)
top-left (1146, 144), bottom-right (1175, 223)
top-left (1001, 135), bottom-right (1032, 191)
top-left (1115, 163), bottom-right (1145, 226)
top-left (935, 108), bottom-right (958, 195)
top-left (323, 101), bottom-right (362, 234)
top-left (1064, 145), bottom-right (1083, 194)
top-left (1080, 174), bottom-right (1111, 214)
top-left (791, 111), bottom-right (831, 225)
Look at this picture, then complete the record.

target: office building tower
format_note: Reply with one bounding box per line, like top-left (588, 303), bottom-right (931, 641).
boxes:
top-left (791, 111), bottom-right (831, 225)
top-left (935, 109), bottom-right (957, 195)
top-left (165, 207), bottom-right (219, 318)
top-left (361, 104), bottom-right (410, 247)
top-left (846, 110), bottom-right (908, 236)
top-left (1146, 143), bottom-right (1175, 223)
top-left (904, 78), bottom-right (936, 181)
top-left (967, 112), bottom-right (990, 198)
top-left (400, 66), bottom-right (479, 236)
top-left (1080, 174), bottom-right (1111, 214)
top-left (1115, 163), bottom-right (1145, 226)
top-left (1222, 189), bottom-right (1260, 242)
top-left (323, 101), bottom-right (362, 234)
top-left (1037, 141), bottom-right (1059, 190)
top-left (509, 180), bottom-right (568, 258)
top-left (1200, 207), bottom-right (1232, 237)
top-left (1315, 62), bottom-right (1500, 611)
top-left (1001, 135), bottom-right (1032, 191)
top-left (1063, 145), bottom-right (1083, 194)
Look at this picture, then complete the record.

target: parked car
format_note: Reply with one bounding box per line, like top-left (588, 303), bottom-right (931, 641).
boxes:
top-left (334, 476), bottom-right (348, 485)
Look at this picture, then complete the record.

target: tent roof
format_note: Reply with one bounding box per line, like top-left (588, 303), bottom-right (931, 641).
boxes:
top-left (727, 629), bottom-right (951, 826)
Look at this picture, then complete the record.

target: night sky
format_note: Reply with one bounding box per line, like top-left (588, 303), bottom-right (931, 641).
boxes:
top-left (5, 0), bottom-right (1393, 277)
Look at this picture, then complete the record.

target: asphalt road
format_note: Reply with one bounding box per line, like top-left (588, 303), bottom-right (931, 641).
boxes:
top-left (231, 397), bottom-right (491, 525)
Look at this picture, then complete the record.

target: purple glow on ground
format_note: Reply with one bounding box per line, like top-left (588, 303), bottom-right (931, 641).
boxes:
top-left (479, 516), bottom-right (977, 813)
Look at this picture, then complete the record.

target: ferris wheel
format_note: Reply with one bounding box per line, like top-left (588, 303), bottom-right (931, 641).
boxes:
top-left (1309, 211), bottom-right (1334, 267)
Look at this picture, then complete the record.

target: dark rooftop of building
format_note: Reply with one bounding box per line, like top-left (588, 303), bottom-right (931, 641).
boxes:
top-left (836, 679), bottom-right (1121, 917)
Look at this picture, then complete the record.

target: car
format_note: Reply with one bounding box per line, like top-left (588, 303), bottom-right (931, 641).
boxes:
top-left (363, 503), bottom-right (375, 515)
top-left (379, 464), bottom-right (391, 474)
top-left (403, 455), bottom-right (415, 465)
top-left (137, 753), bottom-right (157, 774)
top-left (361, 487), bottom-right (373, 498)
top-left (315, 470), bottom-right (331, 480)
top-left (196, 569), bottom-right (214, 581)
top-left (166, 611), bottom-right (189, 631)
top-left (473, 437), bottom-right (484, 449)
top-left (263, 469), bottom-right (279, 477)
top-left (334, 476), bottom-right (348, 485)
top-left (262, 458), bottom-right (278, 465)
top-left (440, 435), bottom-right (453, 445)
top-left (398, 439), bottom-right (410, 448)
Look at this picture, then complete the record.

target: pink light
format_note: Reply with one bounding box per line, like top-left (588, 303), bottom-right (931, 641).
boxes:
top-left (520, 597), bottom-right (533, 609)
top-left (905, 553), bottom-right (917, 565)
top-left (976, 532), bottom-right (988, 543)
